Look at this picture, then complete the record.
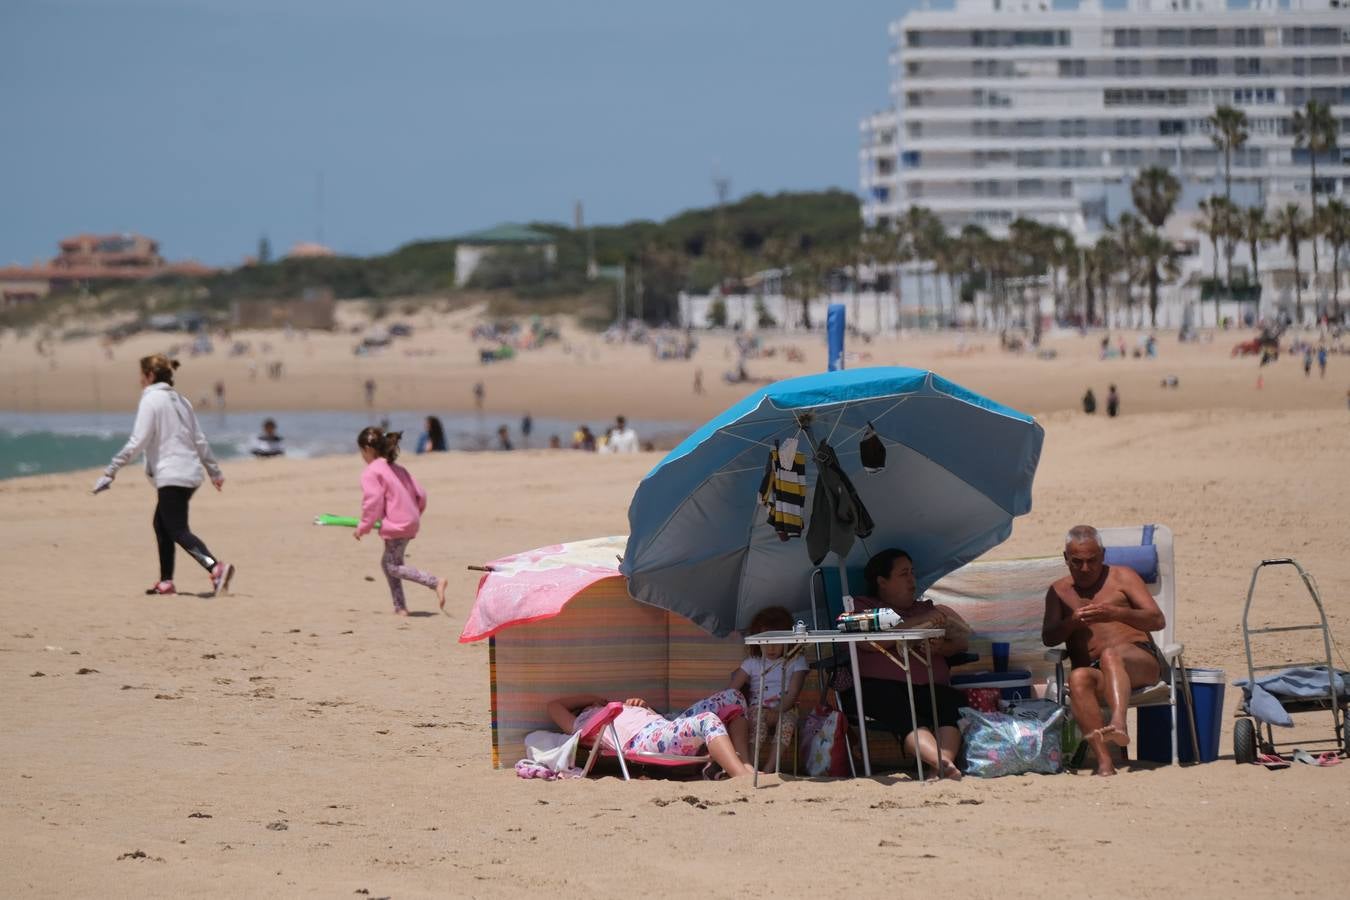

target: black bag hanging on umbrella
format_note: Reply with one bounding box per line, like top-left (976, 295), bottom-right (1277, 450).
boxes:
top-left (859, 422), bottom-right (886, 474)
top-left (806, 439), bottom-right (875, 566)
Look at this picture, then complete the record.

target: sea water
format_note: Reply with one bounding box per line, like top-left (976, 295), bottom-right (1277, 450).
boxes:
top-left (0, 410), bottom-right (692, 481)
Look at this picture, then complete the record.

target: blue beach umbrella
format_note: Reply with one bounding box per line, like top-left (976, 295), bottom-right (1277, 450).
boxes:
top-left (620, 367), bottom-right (1043, 637)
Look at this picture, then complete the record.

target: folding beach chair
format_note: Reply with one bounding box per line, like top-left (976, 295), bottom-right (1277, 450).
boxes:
top-left (576, 702), bottom-right (630, 779)
top-left (575, 702), bottom-right (710, 781)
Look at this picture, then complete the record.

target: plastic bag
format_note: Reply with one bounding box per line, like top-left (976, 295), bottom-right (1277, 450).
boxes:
top-left (798, 704), bottom-right (850, 776)
top-left (959, 701), bottom-right (1065, 777)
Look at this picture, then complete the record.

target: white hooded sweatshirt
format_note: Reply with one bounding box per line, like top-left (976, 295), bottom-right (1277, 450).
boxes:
top-left (106, 383), bottom-right (222, 489)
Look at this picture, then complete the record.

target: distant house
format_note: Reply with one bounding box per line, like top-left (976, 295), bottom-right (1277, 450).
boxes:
top-left (453, 224), bottom-right (556, 287)
top-left (0, 232), bottom-right (213, 305)
top-left (286, 241), bottom-right (337, 259)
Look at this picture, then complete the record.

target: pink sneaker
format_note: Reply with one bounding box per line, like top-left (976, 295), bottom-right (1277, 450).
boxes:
top-left (210, 562), bottom-right (235, 596)
top-left (145, 581), bottom-right (176, 595)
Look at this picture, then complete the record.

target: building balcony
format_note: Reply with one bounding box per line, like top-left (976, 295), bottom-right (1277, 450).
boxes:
top-left (896, 163), bottom-right (1350, 184)
top-left (899, 103), bottom-right (1350, 122)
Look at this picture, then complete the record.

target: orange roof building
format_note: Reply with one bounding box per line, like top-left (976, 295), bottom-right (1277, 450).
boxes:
top-left (0, 233), bottom-right (216, 305)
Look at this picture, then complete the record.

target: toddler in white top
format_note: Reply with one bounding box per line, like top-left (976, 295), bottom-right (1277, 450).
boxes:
top-left (730, 606), bottom-right (808, 757)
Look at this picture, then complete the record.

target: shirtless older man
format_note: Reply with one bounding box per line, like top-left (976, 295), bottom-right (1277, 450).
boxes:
top-left (1043, 525), bottom-right (1166, 776)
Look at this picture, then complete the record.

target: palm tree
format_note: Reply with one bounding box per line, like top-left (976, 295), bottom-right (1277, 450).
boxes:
top-left (1240, 205), bottom-right (1269, 290)
top-left (1131, 166), bottom-right (1182, 231)
top-left (858, 225), bottom-right (891, 334)
top-left (956, 224), bottom-right (994, 324)
top-left (1318, 198), bottom-right (1350, 317)
top-left (1293, 99), bottom-right (1338, 295)
top-left (1135, 230), bottom-right (1182, 328)
top-left (1113, 213), bottom-right (1147, 326)
top-left (1209, 105), bottom-right (1249, 290)
top-left (1272, 203), bottom-right (1307, 324)
top-left (1088, 233), bottom-right (1125, 327)
top-left (1197, 196), bottom-right (1236, 326)
top-left (903, 206), bottom-right (945, 326)
top-left (1044, 226), bottom-right (1078, 318)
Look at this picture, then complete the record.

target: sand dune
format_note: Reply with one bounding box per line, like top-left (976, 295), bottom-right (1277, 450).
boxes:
top-left (2, 319), bottom-right (1349, 897)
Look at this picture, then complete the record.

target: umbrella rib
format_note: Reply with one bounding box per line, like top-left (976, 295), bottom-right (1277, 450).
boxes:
top-left (808, 395), bottom-right (911, 451)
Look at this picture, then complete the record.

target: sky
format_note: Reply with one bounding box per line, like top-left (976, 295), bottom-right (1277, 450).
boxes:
top-left (0, 0), bottom-right (911, 267)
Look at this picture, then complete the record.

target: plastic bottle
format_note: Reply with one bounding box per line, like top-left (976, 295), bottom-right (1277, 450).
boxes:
top-left (835, 607), bottom-right (903, 633)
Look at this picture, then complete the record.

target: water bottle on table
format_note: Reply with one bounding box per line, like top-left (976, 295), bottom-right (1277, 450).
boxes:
top-left (836, 607), bottom-right (904, 633)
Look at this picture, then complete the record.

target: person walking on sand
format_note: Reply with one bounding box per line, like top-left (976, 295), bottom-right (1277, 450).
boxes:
top-left (364, 378), bottom-right (376, 408)
top-left (93, 354), bottom-right (235, 596)
top-left (473, 381), bottom-right (485, 411)
top-left (354, 427), bottom-right (448, 616)
top-left (1304, 347), bottom-right (1314, 378)
top-left (693, 368), bottom-right (704, 395)
top-left (1318, 345), bottom-right (1328, 378)
top-left (1106, 384), bottom-right (1120, 418)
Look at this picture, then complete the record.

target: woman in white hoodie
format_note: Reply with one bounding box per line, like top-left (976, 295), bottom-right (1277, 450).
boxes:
top-left (95, 354), bottom-right (235, 596)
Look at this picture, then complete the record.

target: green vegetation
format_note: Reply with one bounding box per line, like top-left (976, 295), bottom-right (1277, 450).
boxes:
top-left (4, 189), bottom-right (861, 331)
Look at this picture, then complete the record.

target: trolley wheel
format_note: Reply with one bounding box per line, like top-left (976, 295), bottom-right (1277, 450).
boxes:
top-left (1233, 718), bottom-right (1258, 765)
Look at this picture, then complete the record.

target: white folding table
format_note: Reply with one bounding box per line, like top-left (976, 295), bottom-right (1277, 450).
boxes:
top-left (743, 627), bottom-right (945, 785)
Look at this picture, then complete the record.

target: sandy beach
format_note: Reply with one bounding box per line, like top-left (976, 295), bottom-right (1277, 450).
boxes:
top-left (2, 306), bottom-right (1347, 425)
top-left (2, 318), bottom-right (1348, 897)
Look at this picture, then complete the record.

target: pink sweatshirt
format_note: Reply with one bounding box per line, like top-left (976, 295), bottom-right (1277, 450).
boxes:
top-left (357, 457), bottom-right (427, 540)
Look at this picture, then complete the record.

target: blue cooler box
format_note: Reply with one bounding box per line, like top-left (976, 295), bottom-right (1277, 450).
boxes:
top-left (1137, 667), bottom-right (1226, 764)
top-left (951, 669), bottom-right (1033, 702)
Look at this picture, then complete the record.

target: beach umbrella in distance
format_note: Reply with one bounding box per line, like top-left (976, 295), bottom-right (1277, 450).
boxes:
top-left (619, 367), bottom-right (1044, 637)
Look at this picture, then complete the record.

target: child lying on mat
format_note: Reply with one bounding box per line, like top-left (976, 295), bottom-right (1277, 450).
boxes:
top-left (547, 690), bottom-right (757, 778)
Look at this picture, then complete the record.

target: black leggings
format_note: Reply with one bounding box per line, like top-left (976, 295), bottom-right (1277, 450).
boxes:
top-left (153, 486), bottom-right (217, 581)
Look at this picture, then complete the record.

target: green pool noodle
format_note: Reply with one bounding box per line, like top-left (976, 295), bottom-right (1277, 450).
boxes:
top-left (313, 514), bottom-right (380, 529)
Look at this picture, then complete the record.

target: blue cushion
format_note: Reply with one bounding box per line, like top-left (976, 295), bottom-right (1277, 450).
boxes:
top-left (1104, 545), bottom-right (1159, 584)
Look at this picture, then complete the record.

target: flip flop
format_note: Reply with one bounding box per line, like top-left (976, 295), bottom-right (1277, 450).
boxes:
top-left (1314, 752), bottom-right (1342, 767)
top-left (1255, 753), bottom-right (1290, 770)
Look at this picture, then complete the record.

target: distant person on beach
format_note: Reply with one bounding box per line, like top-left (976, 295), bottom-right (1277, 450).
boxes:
top-left (1082, 388), bottom-right (1097, 415)
top-left (93, 354), bottom-right (235, 597)
top-left (214, 380), bottom-right (225, 409)
top-left (364, 378), bottom-right (376, 408)
top-left (496, 425), bottom-right (513, 451)
top-left (548, 435), bottom-right (561, 449)
top-left (473, 381), bottom-right (485, 411)
top-left (693, 368), bottom-right (704, 394)
top-left (416, 416), bottom-right (447, 454)
top-left (353, 426), bottom-right (448, 616)
top-left (606, 416), bottom-right (639, 454)
top-left (572, 425), bottom-right (596, 452)
top-left (1304, 347), bottom-right (1314, 377)
top-left (1043, 525), bottom-right (1167, 776)
top-left (1106, 384), bottom-right (1120, 418)
top-left (1318, 345), bottom-right (1328, 378)
top-left (250, 419), bottom-right (284, 458)
top-left (521, 413), bottom-right (533, 449)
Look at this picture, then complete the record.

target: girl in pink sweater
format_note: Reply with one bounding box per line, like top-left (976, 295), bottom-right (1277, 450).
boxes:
top-left (354, 427), bottom-right (448, 616)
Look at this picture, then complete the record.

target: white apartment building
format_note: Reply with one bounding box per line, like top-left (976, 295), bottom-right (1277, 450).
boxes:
top-left (860, 0), bottom-right (1350, 240)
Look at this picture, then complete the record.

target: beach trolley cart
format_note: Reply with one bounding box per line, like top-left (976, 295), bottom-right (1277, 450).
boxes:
top-left (1233, 558), bottom-right (1349, 764)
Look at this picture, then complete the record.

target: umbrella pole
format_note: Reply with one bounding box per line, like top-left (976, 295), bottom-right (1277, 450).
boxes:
top-left (840, 559), bottom-right (873, 777)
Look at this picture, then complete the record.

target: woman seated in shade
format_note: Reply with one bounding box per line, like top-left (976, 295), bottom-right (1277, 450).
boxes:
top-left (842, 547), bottom-right (972, 780)
top-left (547, 689), bottom-right (756, 778)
